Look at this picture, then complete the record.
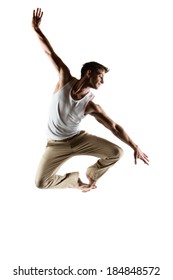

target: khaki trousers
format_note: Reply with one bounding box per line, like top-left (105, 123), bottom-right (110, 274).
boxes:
top-left (35, 131), bottom-right (123, 189)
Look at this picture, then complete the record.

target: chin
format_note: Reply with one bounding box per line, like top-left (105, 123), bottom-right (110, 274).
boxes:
top-left (91, 84), bottom-right (100, 90)
top-left (94, 84), bottom-right (100, 90)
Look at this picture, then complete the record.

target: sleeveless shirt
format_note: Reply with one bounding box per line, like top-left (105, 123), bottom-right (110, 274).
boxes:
top-left (47, 78), bottom-right (95, 140)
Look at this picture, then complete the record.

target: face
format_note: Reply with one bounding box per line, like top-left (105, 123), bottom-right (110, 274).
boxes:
top-left (88, 69), bottom-right (105, 89)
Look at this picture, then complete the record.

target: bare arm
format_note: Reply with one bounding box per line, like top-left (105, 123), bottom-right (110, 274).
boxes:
top-left (85, 101), bottom-right (149, 165)
top-left (32, 8), bottom-right (72, 84)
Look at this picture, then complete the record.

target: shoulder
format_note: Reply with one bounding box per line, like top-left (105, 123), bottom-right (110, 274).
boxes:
top-left (53, 76), bottom-right (76, 94)
top-left (85, 100), bottom-right (103, 115)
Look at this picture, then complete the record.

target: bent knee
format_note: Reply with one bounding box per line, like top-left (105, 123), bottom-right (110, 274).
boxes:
top-left (35, 177), bottom-right (48, 189)
top-left (118, 146), bottom-right (124, 158)
top-left (114, 145), bottom-right (124, 160)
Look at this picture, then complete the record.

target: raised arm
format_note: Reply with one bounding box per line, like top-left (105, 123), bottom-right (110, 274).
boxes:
top-left (85, 101), bottom-right (149, 165)
top-left (32, 8), bottom-right (72, 84)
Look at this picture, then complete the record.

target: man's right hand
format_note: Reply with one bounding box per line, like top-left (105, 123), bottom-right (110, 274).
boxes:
top-left (32, 8), bottom-right (43, 31)
top-left (134, 146), bottom-right (149, 165)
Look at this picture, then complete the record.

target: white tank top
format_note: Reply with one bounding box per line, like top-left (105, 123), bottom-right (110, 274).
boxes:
top-left (47, 78), bottom-right (95, 140)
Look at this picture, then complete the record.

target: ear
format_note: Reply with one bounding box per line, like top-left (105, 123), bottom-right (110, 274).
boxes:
top-left (86, 70), bottom-right (92, 78)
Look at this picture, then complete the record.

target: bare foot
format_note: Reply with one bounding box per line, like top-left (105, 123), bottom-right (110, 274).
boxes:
top-left (78, 174), bottom-right (98, 193)
top-left (78, 178), bottom-right (97, 193)
top-left (86, 174), bottom-right (97, 188)
top-left (80, 184), bottom-right (97, 192)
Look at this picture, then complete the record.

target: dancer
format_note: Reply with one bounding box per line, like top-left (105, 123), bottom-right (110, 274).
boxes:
top-left (32, 8), bottom-right (149, 192)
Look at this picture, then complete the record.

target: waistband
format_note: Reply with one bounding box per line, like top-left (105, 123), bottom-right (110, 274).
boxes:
top-left (48, 131), bottom-right (86, 143)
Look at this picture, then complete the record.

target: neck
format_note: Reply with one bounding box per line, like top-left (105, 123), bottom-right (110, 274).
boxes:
top-left (72, 78), bottom-right (90, 96)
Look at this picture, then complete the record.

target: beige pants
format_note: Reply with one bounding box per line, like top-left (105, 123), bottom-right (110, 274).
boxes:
top-left (35, 131), bottom-right (123, 189)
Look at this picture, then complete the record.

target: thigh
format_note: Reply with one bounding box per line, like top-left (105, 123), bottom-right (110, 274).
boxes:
top-left (72, 132), bottom-right (121, 158)
top-left (35, 141), bottom-right (72, 181)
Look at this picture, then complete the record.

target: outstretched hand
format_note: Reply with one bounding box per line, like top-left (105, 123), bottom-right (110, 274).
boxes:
top-left (134, 146), bottom-right (149, 165)
top-left (32, 8), bottom-right (43, 30)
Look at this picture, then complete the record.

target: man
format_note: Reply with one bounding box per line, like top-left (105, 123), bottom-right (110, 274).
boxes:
top-left (32, 8), bottom-right (149, 192)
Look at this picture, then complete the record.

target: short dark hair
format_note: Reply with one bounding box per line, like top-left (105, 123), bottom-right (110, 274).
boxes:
top-left (81, 61), bottom-right (109, 77)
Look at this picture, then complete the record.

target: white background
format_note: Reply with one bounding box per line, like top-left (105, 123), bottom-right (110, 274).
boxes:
top-left (0, 0), bottom-right (172, 279)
